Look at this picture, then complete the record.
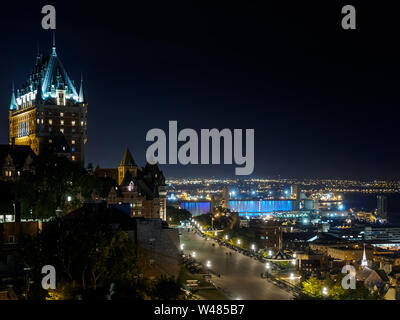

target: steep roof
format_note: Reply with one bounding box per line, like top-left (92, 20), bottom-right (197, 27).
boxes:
top-left (13, 40), bottom-right (81, 109)
top-left (0, 145), bottom-right (35, 169)
top-left (119, 148), bottom-right (137, 167)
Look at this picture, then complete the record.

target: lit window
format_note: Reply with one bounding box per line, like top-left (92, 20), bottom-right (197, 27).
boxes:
top-left (71, 120), bottom-right (75, 126)
top-left (72, 156), bottom-right (76, 161)
top-left (81, 121), bottom-right (84, 126)
top-left (60, 112), bottom-right (64, 117)
top-left (60, 120), bottom-right (64, 125)
top-left (49, 139), bottom-right (52, 144)
top-left (37, 119), bottom-right (40, 124)
top-left (71, 140), bottom-right (75, 144)
top-left (72, 147), bottom-right (76, 152)
top-left (49, 119), bottom-right (52, 125)
top-left (60, 128), bottom-right (64, 133)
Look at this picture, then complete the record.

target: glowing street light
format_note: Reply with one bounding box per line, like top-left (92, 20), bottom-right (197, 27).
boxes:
top-left (268, 250), bottom-right (273, 257)
top-left (180, 244), bottom-right (184, 251)
top-left (237, 239), bottom-right (241, 245)
top-left (192, 251), bottom-right (196, 258)
top-left (322, 287), bottom-right (328, 296)
top-left (206, 260), bottom-right (211, 268)
top-left (67, 196), bottom-right (72, 202)
top-left (291, 259), bottom-right (296, 266)
top-left (251, 244), bottom-right (255, 251)
top-left (225, 235), bottom-right (229, 240)
top-left (214, 232), bottom-right (217, 236)
top-left (265, 263), bottom-right (270, 270)
top-left (293, 253), bottom-right (297, 258)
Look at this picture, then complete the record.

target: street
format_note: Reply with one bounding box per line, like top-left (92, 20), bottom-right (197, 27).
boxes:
top-left (180, 229), bottom-right (294, 300)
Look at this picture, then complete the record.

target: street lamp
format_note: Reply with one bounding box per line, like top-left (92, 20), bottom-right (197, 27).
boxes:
top-left (265, 263), bottom-right (270, 279)
top-left (206, 260), bottom-right (211, 275)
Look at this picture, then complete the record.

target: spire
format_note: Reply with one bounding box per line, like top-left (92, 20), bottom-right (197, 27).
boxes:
top-left (361, 244), bottom-right (368, 267)
top-left (79, 73), bottom-right (85, 102)
top-left (119, 148), bottom-right (137, 167)
top-left (9, 81), bottom-right (17, 110)
top-left (52, 32), bottom-right (57, 56)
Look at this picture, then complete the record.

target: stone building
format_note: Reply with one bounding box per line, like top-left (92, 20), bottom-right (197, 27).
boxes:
top-left (8, 37), bottom-right (87, 164)
top-left (0, 144), bottom-right (35, 181)
top-left (95, 148), bottom-right (167, 220)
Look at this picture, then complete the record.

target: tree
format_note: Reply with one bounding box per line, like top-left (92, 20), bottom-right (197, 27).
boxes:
top-left (19, 209), bottom-right (139, 299)
top-left (166, 206), bottom-right (191, 225)
top-left (151, 276), bottom-right (183, 300)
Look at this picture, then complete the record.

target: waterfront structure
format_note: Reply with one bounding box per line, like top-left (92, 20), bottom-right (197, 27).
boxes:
top-left (8, 38), bottom-right (87, 163)
top-left (361, 244), bottom-right (368, 267)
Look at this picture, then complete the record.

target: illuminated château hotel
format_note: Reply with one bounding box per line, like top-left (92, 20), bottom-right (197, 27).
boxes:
top-left (8, 38), bottom-right (87, 163)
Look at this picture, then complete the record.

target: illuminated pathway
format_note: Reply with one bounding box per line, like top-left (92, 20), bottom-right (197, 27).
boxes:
top-left (180, 229), bottom-right (294, 300)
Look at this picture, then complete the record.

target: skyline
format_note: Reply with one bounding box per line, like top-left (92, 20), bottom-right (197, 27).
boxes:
top-left (1, 1), bottom-right (399, 179)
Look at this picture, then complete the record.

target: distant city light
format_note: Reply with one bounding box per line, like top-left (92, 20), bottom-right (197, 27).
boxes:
top-left (67, 196), bottom-right (72, 202)
top-left (322, 287), bottom-right (328, 296)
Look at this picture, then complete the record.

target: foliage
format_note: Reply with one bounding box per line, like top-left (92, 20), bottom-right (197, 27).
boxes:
top-left (19, 210), bottom-right (139, 299)
top-left (166, 206), bottom-right (191, 225)
top-left (9, 153), bottom-right (117, 219)
top-left (150, 276), bottom-right (183, 300)
top-left (297, 275), bottom-right (382, 300)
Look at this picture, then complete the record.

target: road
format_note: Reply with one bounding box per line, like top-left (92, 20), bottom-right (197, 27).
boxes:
top-left (180, 229), bottom-right (293, 300)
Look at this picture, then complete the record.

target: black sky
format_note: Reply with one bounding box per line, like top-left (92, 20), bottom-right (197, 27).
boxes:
top-left (0, 1), bottom-right (399, 179)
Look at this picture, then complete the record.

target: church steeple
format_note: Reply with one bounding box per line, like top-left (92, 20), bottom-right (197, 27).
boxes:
top-left (118, 148), bottom-right (137, 185)
top-left (361, 244), bottom-right (368, 267)
top-left (9, 82), bottom-right (17, 110)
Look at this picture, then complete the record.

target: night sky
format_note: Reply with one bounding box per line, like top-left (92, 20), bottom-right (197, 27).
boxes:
top-left (0, 1), bottom-right (399, 179)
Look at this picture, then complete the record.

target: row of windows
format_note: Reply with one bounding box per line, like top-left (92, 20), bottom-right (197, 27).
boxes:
top-left (3, 170), bottom-right (21, 177)
top-left (49, 139), bottom-right (77, 145)
top-left (39, 119), bottom-right (85, 126)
